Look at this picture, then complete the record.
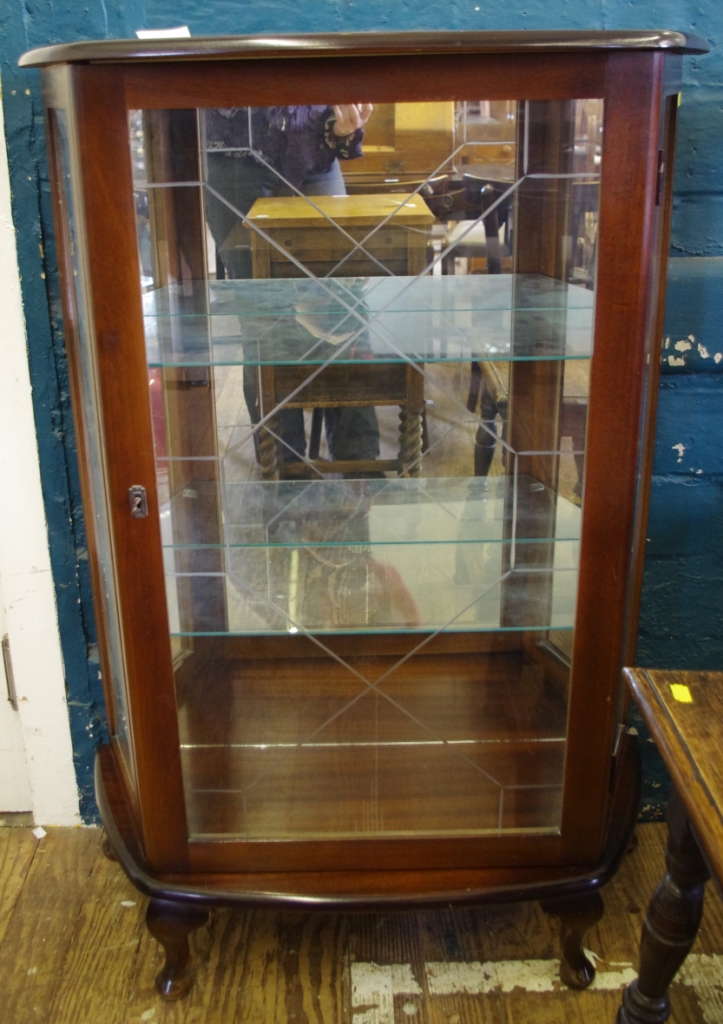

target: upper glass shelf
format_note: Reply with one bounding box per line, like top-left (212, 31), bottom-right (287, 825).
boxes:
top-left (143, 273), bottom-right (594, 367)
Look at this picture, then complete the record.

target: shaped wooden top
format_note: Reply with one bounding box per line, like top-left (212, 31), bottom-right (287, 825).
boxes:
top-left (19, 30), bottom-right (709, 68)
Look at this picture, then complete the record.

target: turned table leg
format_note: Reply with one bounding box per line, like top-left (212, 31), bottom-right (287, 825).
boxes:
top-left (146, 897), bottom-right (210, 1000)
top-left (400, 363), bottom-right (425, 477)
top-left (540, 889), bottom-right (604, 989)
top-left (617, 788), bottom-right (710, 1024)
top-left (258, 416), bottom-right (281, 480)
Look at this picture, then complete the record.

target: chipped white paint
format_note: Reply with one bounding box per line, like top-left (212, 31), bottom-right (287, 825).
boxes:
top-left (672, 443), bottom-right (686, 463)
top-left (590, 966), bottom-right (639, 990)
top-left (351, 963), bottom-right (422, 1024)
top-left (674, 338), bottom-right (693, 352)
top-left (668, 355), bottom-right (686, 366)
top-left (679, 954), bottom-right (723, 1024)
top-left (699, 344), bottom-right (711, 359)
top-left (427, 959), bottom-right (562, 995)
top-left (352, 954), bottom-right (723, 1022)
top-left (715, 353), bottom-right (723, 364)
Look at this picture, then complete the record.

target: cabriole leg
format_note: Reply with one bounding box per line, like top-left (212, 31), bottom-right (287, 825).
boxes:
top-left (145, 897), bottom-right (210, 1000)
top-left (540, 889), bottom-right (604, 989)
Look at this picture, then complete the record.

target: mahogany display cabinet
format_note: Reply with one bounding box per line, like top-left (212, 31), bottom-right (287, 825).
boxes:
top-left (21, 29), bottom-right (707, 999)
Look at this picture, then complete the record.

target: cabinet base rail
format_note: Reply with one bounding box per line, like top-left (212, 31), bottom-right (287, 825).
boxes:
top-left (96, 734), bottom-right (640, 999)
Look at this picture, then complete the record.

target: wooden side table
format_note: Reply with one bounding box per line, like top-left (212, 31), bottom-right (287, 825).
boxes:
top-left (617, 668), bottom-right (723, 1024)
top-left (248, 192), bottom-right (435, 278)
top-left (247, 194), bottom-right (433, 478)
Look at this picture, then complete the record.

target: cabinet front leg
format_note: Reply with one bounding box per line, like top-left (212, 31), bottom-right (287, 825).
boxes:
top-left (100, 829), bottom-right (119, 862)
top-left (616, 788), bottom-right (709, 1024)
top-left (540, 890), bottom-right (603, 989)
top-left (146, 897), bottom-right (210, 1000)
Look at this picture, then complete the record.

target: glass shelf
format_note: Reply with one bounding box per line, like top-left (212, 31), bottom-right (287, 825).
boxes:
top-left (143, 273), bottom-right (594, 367)
top-left (161, 475), bottom-right (580, 636)
top-left (161, 474), bottom-right (580, 549)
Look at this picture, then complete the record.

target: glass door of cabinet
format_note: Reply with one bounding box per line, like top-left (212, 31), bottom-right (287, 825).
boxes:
top-left (129, 95), bottom-right (602, 848)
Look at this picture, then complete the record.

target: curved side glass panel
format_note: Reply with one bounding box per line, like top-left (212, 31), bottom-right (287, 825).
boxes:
top-left (51, 108), bottom-right (133, 773)
top-left (130, 96), bottom-right (602, 843)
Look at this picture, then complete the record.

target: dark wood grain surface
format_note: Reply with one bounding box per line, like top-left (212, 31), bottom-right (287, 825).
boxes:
top-left (624, 669), bottom-right (723, 882)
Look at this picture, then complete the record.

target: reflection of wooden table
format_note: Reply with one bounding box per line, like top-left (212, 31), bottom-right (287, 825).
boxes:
top-left (248, 192), bottom-right (434, 278)
top-left (247, 194), bottom-right (433, 479)
top-left (258, 359), bottom-right (424, 479)
top-left (617, 669), bottom-right (723, 1024)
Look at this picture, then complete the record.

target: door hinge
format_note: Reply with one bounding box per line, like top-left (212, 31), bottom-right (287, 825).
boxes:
top-left (655, 150), bottom-right (665, 206)
top-left (2, 634), bottom-right (18, 710)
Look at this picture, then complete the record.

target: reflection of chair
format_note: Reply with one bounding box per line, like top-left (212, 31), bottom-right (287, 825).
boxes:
top-left (344, 174), bottom-right (449, 198)
top-left (468, 360), bottom-right (588, 495)
top-left (439, 173), bottom-right (515, 474)
top-left (569, 181), bottom-right (598, 288)
top-left (442, 174), bottom-right (514, 275)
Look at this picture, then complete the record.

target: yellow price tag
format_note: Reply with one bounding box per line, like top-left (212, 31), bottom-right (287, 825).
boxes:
top-left (670, 684), bottom-right (693, 703)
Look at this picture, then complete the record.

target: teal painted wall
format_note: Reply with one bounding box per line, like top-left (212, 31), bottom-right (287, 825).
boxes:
top-left (1, 1), bottom-right (721, 821)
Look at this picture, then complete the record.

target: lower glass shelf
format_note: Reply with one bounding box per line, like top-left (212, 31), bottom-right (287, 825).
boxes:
top-left (176, 648), bottom-right (567, 841)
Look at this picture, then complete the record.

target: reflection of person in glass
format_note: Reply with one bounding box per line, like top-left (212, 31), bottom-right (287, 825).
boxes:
top-left (204, 104), bottom-right (381, 472)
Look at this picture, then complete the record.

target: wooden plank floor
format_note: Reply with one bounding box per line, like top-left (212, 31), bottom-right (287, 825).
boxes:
top-left (1, 823), bottom-right (723, 1023)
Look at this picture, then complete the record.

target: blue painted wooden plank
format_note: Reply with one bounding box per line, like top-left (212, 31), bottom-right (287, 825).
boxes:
top-left (661, 258), bottom-right (723, 373)
top-left (652, 376), bottom-right (723, 475)
top-left (645, 477), bottom-right (723, 556)
top-left (671, 196), bottom-right (723, 258)
top-left (674, 89), bottom-right (723, 195)
top-left (637, 553), bottom-right (723, 670)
